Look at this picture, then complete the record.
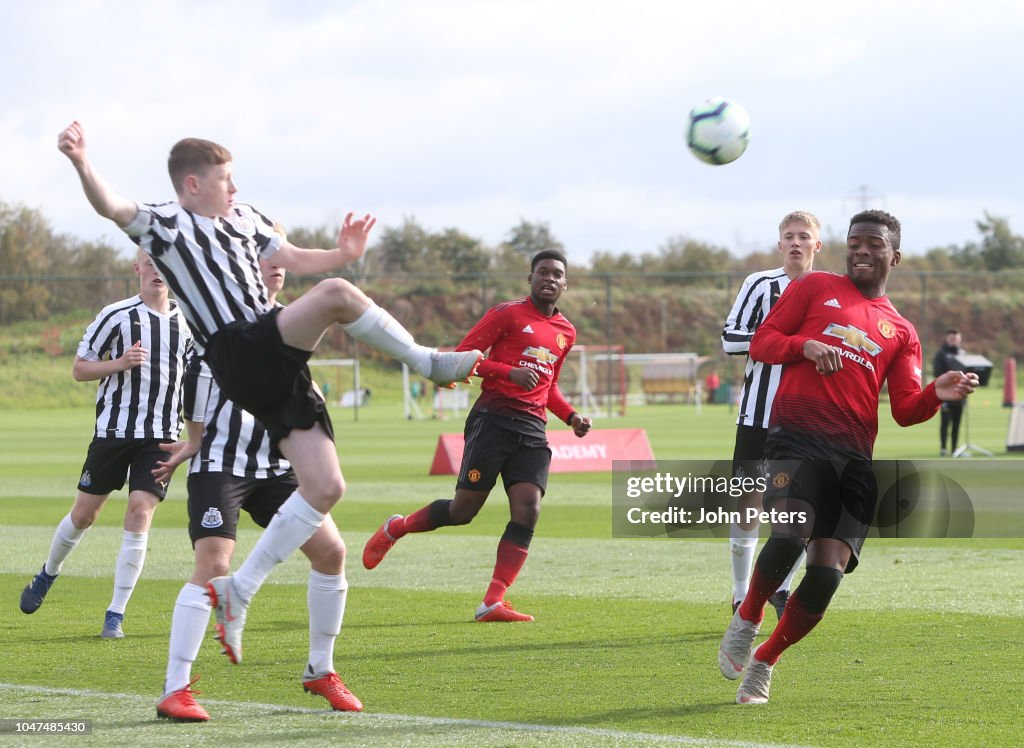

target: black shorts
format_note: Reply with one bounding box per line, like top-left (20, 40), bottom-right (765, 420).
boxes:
top-left (204, 307), bottom-right (333, 454)
top-left (731, 424), bottom-right (769, 482)
top-left (187, 470), bottom-right (298, 545)
top-left (77, 437), bottom-right (171, 499)
top-left (456, 412), bottom-right (551, 495)
top-left (763, 429), bottom-right (876, 573)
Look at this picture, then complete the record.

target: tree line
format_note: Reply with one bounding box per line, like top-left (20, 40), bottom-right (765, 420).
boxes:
top-left (0, 200), bottom-right (133, 326)
top-left (2, 198), bottom-right (1022, 364)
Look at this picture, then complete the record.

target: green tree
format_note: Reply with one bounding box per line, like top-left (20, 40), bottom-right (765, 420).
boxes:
top-left (973, 213), bottom-right (1024, 271)
top-left (495, 219), bottom-right (564, 270)
top-left (430, 228), bottom-right (491, 274)
top-left (0, 201), bottom-right (60, 324)
top-left (900, 245), bottom-right (960, 272)
top-left (950, 213), bottom-right (1024, 271)
top-left (0, 199), bottom-right (133, 325)
top-left (0, 202), bottom-right (51, 270)
top-left (590, 250), bottom-right (641, 273)
top-left (653, 236), bottom-right (732, 275)
top-left (284, 225), bottom-right (343, 256)
top-left (366, 216), bottom-right (433, 274)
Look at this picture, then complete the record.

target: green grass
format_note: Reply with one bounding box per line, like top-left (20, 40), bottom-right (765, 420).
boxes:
top-left (1, 403), bottom-right (1022, 747)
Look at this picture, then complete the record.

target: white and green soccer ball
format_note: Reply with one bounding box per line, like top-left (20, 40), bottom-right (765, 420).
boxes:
top-left (686, 97), bottom-right (751, 165)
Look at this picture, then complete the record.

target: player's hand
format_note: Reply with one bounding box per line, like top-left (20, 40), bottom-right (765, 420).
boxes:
top-left (336, 212), bottom-right (377, 264)
top-left (58, 120), bottom-right (87, 164)
top-left (152, 439), bottom-right (200, 484)
top-left (803, 340), bottom-right (843, 375)
top-left (118, 341), bottom-right (148, 370)
top-left (571, 414), bottom-right (592, 438)
top-left (509, 367), bottom-right (539, 390)
top-left (934, 370), bottom-right (979, 401)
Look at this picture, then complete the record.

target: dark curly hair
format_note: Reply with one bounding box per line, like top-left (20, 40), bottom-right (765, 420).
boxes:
top-left (531, 249), bottom-right (568, 271)
top-left (849, 209), bottom-right (901, 251)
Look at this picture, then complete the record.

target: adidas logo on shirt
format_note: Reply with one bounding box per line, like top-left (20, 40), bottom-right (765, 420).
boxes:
top-left (522, 324), bottom-right (534, 333)
top-left (824, 298), bottom-right (842, 308)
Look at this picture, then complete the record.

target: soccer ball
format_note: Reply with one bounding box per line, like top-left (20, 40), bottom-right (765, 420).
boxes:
top-left (686, 97), bottom-right (751, 165)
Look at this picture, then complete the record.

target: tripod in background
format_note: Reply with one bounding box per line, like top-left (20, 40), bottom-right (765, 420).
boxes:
top-left (952, 397), bottom-right (992, 458)
top-left (949, 353), bottom-right (994, 458)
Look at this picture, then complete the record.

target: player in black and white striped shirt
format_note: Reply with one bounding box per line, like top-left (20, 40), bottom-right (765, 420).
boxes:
top-left (154, 258), bottom-right (358, 721)
top-left (720, 211), bottom-right (819, 617)
top-left (59, 120), bottom-right (480, 712)
top-left (20, 250), bottom-right (192, 639)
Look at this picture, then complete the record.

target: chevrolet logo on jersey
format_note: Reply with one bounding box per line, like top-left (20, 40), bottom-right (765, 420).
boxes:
top-left (521, 346), bottom-right (560, 365)
top-left (823, 323), bottom-right (882, 356)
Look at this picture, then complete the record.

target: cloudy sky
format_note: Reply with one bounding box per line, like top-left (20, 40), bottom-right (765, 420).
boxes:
top-left (4, 0), bottom-right (1024, 262)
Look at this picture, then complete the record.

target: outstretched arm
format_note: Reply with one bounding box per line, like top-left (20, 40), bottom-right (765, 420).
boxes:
top-left (270, 212), bottom-right (377, 274)
top-left (886, 340), bottom-right (976, 427)
top-left (58, 121), bottom-right (138, 228)
top-left (456, 306), bottom-right (511, 380)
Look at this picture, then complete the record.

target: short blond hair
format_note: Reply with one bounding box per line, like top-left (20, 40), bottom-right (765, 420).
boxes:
top-left (778, 211), bottom-right (821, 234)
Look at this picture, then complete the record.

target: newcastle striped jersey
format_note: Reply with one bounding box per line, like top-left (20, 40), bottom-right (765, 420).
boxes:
top-left (77, 295), bottom-right (191, 439)
top-left (123, 202), bottom-right (282, 352)
top-left (721, 267), bottom-right (790, 429)
top-left (184, 355), bottom-right (290, 479)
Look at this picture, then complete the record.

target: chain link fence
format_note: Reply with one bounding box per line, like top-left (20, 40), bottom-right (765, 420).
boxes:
top-left (3, 270), bottom-right (1022, 378)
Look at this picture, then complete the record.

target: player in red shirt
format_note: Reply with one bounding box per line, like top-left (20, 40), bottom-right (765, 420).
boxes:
top-left (718, 210), bottom-right (979, 704)
top-left (362, 250), bottom-right (592, 622)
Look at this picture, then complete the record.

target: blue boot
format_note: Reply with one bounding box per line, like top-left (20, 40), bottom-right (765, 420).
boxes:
top-left (20, 566), bottom-right (58, 614)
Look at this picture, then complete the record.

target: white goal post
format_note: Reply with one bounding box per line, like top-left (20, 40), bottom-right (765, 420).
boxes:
top-left (558, 345), bottom-right (627, 419)
top-left (400, 363), bottom-right (471, 421)
top-left (308, 358), bottom-right (363, 420)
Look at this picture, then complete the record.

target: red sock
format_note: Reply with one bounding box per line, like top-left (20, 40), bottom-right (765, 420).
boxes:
top-left (738, 567), bottom-right (781, 624)
top-left (754, 592), bottom-right (824, 665)
top-left (482, 540), bottom-right (529, 606)
top-left (390, 505), bottom-right (437, 538)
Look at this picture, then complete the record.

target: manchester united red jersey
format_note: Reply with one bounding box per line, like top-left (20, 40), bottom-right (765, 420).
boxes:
top-left (750, 271), bottom-right (941, 458)
top-left (456, 296), bottom-right (576, 425)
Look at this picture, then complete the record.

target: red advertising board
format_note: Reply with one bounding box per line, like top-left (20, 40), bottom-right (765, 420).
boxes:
top-left (429, 428), bottom-right (655, 475)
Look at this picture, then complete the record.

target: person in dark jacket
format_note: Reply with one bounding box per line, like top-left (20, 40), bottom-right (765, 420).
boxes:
top-left (933, 329), bottom-right (965, 455)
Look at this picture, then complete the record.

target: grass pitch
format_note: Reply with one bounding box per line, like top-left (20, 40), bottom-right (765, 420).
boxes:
top-left (1, 402), bottom-right (1022, 747)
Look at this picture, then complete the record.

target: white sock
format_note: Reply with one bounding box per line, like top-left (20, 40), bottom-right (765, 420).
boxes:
top-left (108, 531), bottom-right (148, 614)
top-left (164, 583), bottom-right (212, 694)
top-left (341, 302), bottom-right (432, 376)
top-left (729, 523), bottom-right (760, 603)
top-left (778, 549), bottom-right (806, 593)
top-left (307, 570), bottom-right (347, 676)
top-left (232, 493), bottom-right (324, 603)
top-left (44, 513), bottom-right (87, 576)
